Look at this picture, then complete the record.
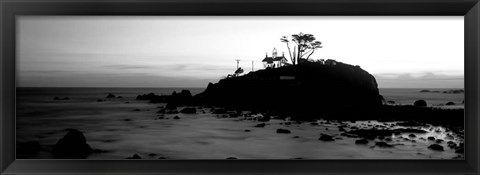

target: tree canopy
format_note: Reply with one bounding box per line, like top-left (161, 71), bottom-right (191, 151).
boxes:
top-left (281, 32), bottom-right (323, 65)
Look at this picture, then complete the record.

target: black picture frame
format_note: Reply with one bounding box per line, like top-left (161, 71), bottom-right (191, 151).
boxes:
top-left (1, 0), bottom-right (479, 174)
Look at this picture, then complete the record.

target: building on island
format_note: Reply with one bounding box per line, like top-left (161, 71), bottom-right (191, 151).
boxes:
top-left (262, 48), bottom-right (289, 68)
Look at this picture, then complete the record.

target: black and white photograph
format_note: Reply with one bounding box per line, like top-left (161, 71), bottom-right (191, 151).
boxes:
top-left (16, 16), bottom-right (465, 159)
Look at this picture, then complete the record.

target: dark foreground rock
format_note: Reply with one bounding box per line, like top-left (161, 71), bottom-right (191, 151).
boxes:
top-left (106, 93), bottom-right (116, 98)
top-left (180, 107), bottom-right (196, 114)
top-left (355, 139), bottom-right (369, 144)
top-left (319, 134), bottom-right (335, 141)
top-left (428, 144), bottom-right (444, 151)
top-left (414, 100), bottom-right (427, 107)
top-left (276, 129), bottom-right (291, 134)
top-left (52, 129), bottom-right (93, 159)
top-left (126, 154), bottom-right (142, 159)
top-left (375, 142), bottom-right (394, 148)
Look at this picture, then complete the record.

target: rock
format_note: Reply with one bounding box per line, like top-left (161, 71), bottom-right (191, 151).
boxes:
top-left (106, 93), bottom-right (116, 98)
top-left (355, 139), bottom-right (369, 144)
top-left (226, 157), bottom-right (237, 159)
top-left (435, 139), bottom-right (444, 143)
top-left (244, 129), bottom-right (251, 132)
top-left (408, 134), bottom-right (416, 138)
top-left (126, 154), bottom-right (142, 159)
top-left (319, 134), bottom-right (335, 141)
top-left (427, 136), bottom-right (436, 141)
top-left (97, 99), bottom-right (104, 102)
top-left (276, 129), bottom-right (291, 134)
top-left (293, 136), bottom-right (300, 139)
top-left (387, 100), bottom-right (396, 104)
top-left (193, 62), bottom-right (384, 111)
top-left (310, 122), bottom-right (318, 126)
top-left (375, 142), bottom-right (393, 148)
top-left (117, 96), bottom-right (123, 98)
top-left (173, 116), bottom-right (180, 120)
top-left (419, 90), bottom-right (431, 93)
top-left (255, 123), bottom-right (266, 127)
top-left (133, 109), bottom-right (141, 111)
top-left (52, 129), bottom-right (93, 159)
top-left (157, 109), bottom-right (166, 113)
top-left (54, 97), bottom-right (59, 100)
top-left (455, 147), bottom-right (464, 154)
top-left (166, 110), bottom-right (179, 114)
top-left (428, 144), bottom-right (444, 151)
top-left (384, 138), bottom-right (392, 142)
top-left (180, 107), bottom-right (196, 114)
top-left (396, 121), bottom-right (427, 127)
top-left (258, 115), bottom-right (271, 122)
top-left (148, 153), bottom-right (157, 156)
top-left (165, 103), bottom-right (177, 109)
top-left (445, 102), bottom-right (455, 106)
top-left (413, 100), bottom-right (427, 107)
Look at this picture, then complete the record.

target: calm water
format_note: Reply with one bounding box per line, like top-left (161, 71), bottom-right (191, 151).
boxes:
top-left (16, 87), bottom-right (464, 159)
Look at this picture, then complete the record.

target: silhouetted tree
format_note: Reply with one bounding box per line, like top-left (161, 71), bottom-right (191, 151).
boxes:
top-left (281, 32), bottom-right (323, 65)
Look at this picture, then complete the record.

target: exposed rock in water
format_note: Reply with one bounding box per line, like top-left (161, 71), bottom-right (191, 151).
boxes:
top-left (396, 121), bottom-right (427, 127)
top-left (126, 154), bottom-right (142, 159)
top-left (226, 157), bottom-right (238, 159)
top-left (427, 137), bottom-right (436, 141)
top-left (165, 103), bottom-right (178, 110)
top-left (355, 139), bottom-right (369, 144)
top-left (276, 129), bottom-right (291, 134)
top-left (419, 90), bottom-right (430, 93)
top-left (428, 144), bottom-right (444, 151)
top-left (180, 107), bottom-right (196, 114)
top-left (258, 115), bottom-right (271, 122)
top-left (244, 129), bottom-right (251, 132)
top-left (106, 93), bottom-right (116, 98)
top-left (375, 142), bottom-right (394, 148)
top-left (194, 62), bottom-right (383, 111)
top-left (173, 116), bottom-right (180, 120)
top-left (445, 102), bottom-right (455, 106)
top-left (255, 123), bottom-right (266, 127)
top-left (52, 129), bottom-right (93, 159)
top-left (435, 139), bottom-right (444, 143)
top-left (455, 147), bottom-right (464, 154)
top-left (319, 134), bottom-right (335, 141)
top-left (413, 100), bottom-right (427, 107)
top-left (408, 134), bottom-right (416, 138)
top-left (54, 97), bottom-right (70, 100)
top-left (443, 89), bottom-right (464, 94)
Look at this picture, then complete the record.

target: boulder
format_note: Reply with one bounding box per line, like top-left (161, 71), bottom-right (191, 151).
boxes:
top-left (408, 134), bottom-right (416, 138)
top-left (52, 129), bottom-right (93, 159)
top-left (319, 134), bottom-right (335, 141)
top-left (375, 142), bottom-right (393, 148)
top-left (126, 154), bottom-right (142, 159)
top-left (180, 107), bottom-right (196, 114)
top-left (427, 136), bottom-right (436, 141)
top-left (173, 116), bottom-right (180, 120)
top-left (413, 100), bottom-right (427, 107)
top-left (106, 93), bottom-right (116, 98)
top-left (428, 144), bottom-right (444, 151)
top-left (276, 129), bottom-right (291, 134)
top-left (255, 123), bottom-right (266, 127)
top-left (445, 102), bottom-right (455, 106)
top-left (355, 139), bottom-right (369, 144)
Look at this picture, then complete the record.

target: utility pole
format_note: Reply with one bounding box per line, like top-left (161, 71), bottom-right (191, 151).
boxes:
top-left (235, 59), bottom-right (240, 69)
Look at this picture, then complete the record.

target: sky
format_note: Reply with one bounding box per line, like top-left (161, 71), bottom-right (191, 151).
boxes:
top-left (17, 16), bottom-right (464, 88)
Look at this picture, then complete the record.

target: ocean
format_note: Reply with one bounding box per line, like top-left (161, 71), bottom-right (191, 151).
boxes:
top-left (16, 87), bottom-right (465, 159)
